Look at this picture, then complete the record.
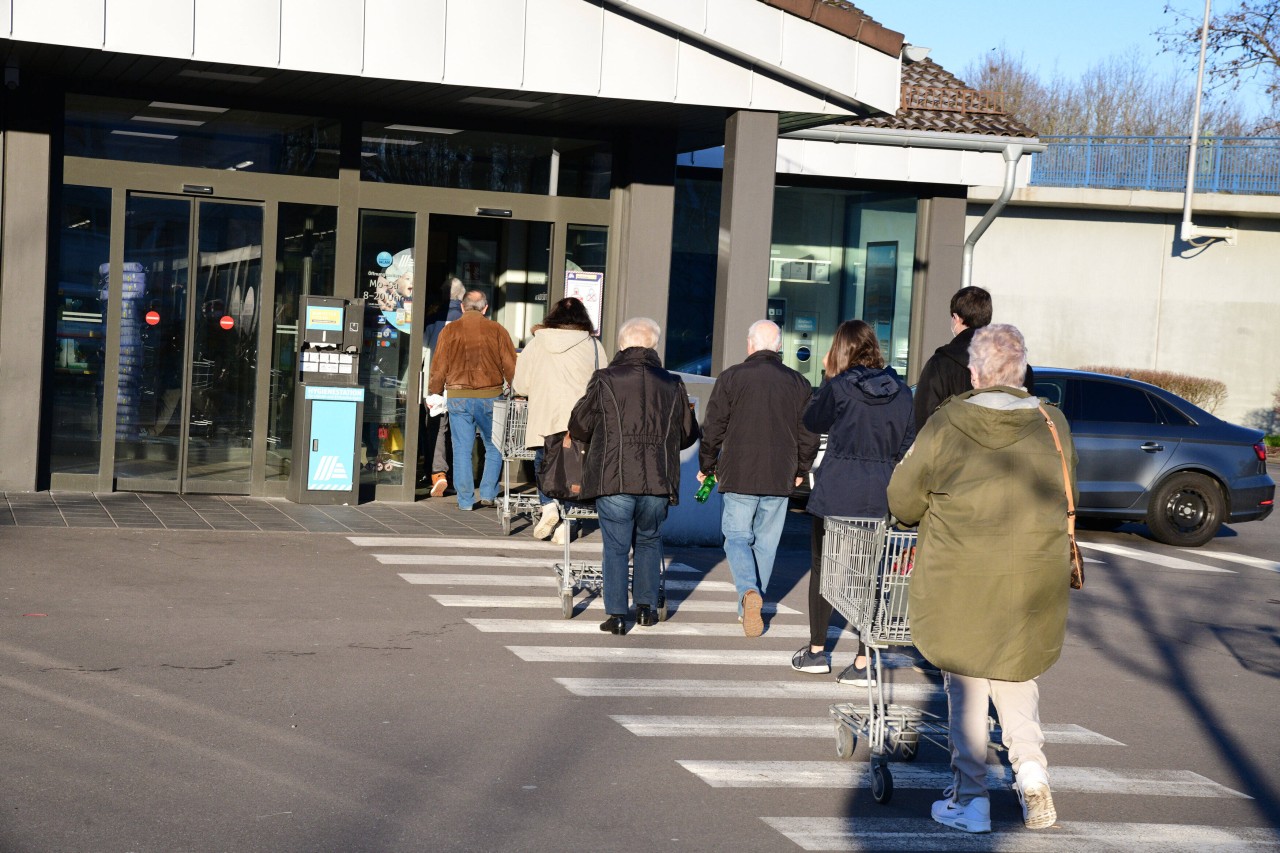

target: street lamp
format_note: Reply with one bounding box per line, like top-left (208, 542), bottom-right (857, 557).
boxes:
top-left (1180, 0), bottom-right (1237, 246)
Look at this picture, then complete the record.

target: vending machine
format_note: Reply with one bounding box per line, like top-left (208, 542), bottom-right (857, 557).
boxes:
top-left (288, 296), bottom-right (364, 504)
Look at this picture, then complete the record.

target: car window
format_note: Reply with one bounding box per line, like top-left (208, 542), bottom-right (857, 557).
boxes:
top-left (1033, 379), bottom-right (1066, 410)
top-left (1073, 379), bottom-right (1161, 424)
top-left (1151, 395), bottom-right (1194, 426)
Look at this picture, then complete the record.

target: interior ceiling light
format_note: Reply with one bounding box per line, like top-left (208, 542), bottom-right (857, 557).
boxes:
top-left (148, 101), bottom-right (229, 113)
top-left (385, 124), bottom-right (462, 135)
top-left (361, 136), bottom-right (421, 146)
top-left (459, 95), bottom-right (541, 109)
top-left (178, 69), bottom-right (265, 84)
top-left (131, 115), bottom-right (205, 126)
top-left (226, 160), bottom-right (254, 170)
top-left (111, 130), bottom-right (178, 140)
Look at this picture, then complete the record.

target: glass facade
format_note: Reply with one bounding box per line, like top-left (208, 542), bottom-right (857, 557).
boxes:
top-left (65, 95), bottom-right (340, 177)
top-left (48, 185), bottom-right (112, 475)
top-left (361, 124), bottom-right (611, 198)
top-left (267, 205), bottom-right (339, 482)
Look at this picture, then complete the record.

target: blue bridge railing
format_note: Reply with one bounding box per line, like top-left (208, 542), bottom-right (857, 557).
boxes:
top-left (1030, 136), bottom-right (1280, 195)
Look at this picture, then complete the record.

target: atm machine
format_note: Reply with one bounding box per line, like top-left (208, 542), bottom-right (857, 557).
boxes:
top-left (288, 296), bottom-right (364, 504)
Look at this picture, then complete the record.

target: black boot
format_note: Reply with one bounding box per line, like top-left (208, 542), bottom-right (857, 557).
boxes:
top-left (636, 605), bottom-right (658, 627)
top-left (599, 614), bottom-right (628, 635)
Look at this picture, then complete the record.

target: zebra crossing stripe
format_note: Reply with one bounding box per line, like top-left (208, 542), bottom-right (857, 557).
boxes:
top-left (382, 554), bottom-right (702, 574)
top-left (556, 678), bottom-right (945, 700)
top-left (1077, 542), bottom-right (1235, 574)
top-left (1182, 549), bottom-right (1280, 573)
top-left (611, 716), bottom-right (1123, 745)
top-left (349, 536), bottom-right (603, 551)
top-left (429, 594), bottom-right (801, 615)
top-left (677, 761), bottom-right (1249, 798)
top-left (762, 817), bottom-right (1280, 852)
top-left (469, 618), bottom-right (857, 639)
top-left (399, 574), bottom-right (738, 592)
top-left (509, 646), bottom-right (918, 667)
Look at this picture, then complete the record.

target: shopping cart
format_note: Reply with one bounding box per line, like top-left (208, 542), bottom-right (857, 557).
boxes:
top-left (491, 396), bottom-right (540, 534)
top-left (553, 507), bottom-right (667, 622)
top-left (821, 515), bottom-right (942, 804)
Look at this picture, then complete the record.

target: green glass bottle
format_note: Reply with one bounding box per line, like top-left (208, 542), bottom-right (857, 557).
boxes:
top-left (695, 473), bottom-right (716, 503)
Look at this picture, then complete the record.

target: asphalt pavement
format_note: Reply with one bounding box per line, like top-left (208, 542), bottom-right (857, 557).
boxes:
top-left (2, 492), bottom-right (1278, 852)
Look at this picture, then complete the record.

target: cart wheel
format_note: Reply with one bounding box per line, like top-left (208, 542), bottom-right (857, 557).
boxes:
top-left (835, 725), bottom-right (856, 760)
top-left (657, 596), bottom-right (668, 622)
top-left (898, 741), bottom-right (918, 762)
top-left (560, 592), bottom-right (574, 619)
top-left (871, 763), bottom-right (893, 804)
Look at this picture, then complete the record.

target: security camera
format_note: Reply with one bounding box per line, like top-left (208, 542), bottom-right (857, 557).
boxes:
top-left (3, 65), bottom-right (17, 90)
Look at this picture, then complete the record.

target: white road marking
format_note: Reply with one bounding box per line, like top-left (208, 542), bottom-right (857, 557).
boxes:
top-left (469, 618), bottom-right (855, 639)
top-left (1077, 542), bottom-right (1235, 574)
top-left (612, 716), bottom-right (1122, 745)
top-left (1183, 549), bottom-right (1280, 574)
top-left (557, 678), bottom-right (945, 701)
top-left (349, 535), bottom-right (602, 551)
top-left (399, 573), bottom-right (737, 592)
top-left (429, 595), bottom-right (801, 615)
top-left (381, 554), bottom-right (556, 568)
top-left (679, 761), bottom-right (1248, 798)
top-left (509, 646), bottom-right (917, 667)
top-left (763, 817), bottom-right (1280, 852)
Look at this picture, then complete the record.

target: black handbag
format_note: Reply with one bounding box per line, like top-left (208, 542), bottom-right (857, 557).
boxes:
top-left (538, 430), bottom-right (588, 501)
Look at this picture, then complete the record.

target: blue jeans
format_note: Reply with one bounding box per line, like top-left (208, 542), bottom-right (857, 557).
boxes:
top-left (447, 396), bottom-right (502, 509)
top-left (532, 446), bottom-right (553, 506)
top-left (595, 494), bottom-right (668, 616)
top-left (721, 493), bottom-right (788, 614)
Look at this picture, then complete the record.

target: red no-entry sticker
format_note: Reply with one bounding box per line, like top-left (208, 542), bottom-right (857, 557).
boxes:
top-left (219, 315), bottom-right (235, 330)
top-left (145, 310), bottom-right (160, 326)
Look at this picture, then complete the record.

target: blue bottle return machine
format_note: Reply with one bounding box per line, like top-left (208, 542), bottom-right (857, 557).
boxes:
top-left (289, 296), bottom-right (364, 504)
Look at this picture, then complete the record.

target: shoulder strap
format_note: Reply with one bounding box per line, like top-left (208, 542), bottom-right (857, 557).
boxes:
top-left (1037, 404), bottom-right (1076, 537)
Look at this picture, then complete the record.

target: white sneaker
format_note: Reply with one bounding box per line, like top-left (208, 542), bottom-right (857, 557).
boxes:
top-left (931, 795), bottom-right (991, 833)
top-left (550, 522), bottom-right (566, 545)
top-left (1015, 760), bottom-right (1057, 829)
top-left (533, 502), bottom-right (560, 540)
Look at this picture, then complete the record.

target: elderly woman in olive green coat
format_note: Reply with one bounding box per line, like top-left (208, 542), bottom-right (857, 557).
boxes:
top-left (887, 324), bottom-right (1077, 836)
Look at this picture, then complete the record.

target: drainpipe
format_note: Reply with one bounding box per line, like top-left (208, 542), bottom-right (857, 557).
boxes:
top-left (962, 143), bottom-right (1022, 289)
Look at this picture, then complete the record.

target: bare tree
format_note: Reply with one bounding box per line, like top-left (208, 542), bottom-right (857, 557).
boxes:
top-left (1157, 1), bottom-right (1279, 133)
top-left (964, 45), bottom-right (1255, 137)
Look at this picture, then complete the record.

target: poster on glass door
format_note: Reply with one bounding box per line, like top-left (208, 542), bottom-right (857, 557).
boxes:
top-left (564, 270), bottom-right (603, 336)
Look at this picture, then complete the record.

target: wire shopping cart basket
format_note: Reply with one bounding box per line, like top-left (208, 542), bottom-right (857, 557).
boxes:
top-left (553, 506), bottom-right (667, 622)
top-left (820, 515), bottom-right (938, 804)
top-left (491, 396), bottom-right (541, 534)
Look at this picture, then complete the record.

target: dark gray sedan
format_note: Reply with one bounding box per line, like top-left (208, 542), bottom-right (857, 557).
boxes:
top-left (1033, 368), bottom-right (1274, 546)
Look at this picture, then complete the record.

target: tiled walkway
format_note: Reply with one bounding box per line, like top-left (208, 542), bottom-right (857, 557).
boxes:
top-left (0, 491), bottom-right (520, 536)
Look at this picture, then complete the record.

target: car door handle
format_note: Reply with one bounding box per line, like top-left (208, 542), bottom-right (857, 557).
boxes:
top-left (1140, 442), bottom-right (1164, 452)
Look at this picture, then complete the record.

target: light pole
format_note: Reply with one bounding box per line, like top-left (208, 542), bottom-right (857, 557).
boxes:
top-left (1180, 0), bottom-right (1237, 245)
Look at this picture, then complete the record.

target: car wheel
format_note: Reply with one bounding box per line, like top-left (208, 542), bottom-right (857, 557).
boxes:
top-left (1146, 472), bottom-right (1224, 547)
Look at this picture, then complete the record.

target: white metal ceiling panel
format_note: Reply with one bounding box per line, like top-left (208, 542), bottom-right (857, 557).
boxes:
top-left (2, 0), bottom-right (13, 37)
top-left (106, 0), bottom-right (193, 59)
top-left (675, 40), bottom-right (749, 109)
top-left (11, 0), bottom-right (103, 48)
top-left (193, 0), bottom-right (280, 68)
top-left (523, 0), bottom-right (602, 97)
top-left (706, 0), bottom-right (780, 67)
top-left (599, 5), bottom-right (677, 102)
top-left (444, 0), bottom-right (525, 91)
top-left (363, 0), bottom-right (445, 83)
top-left (624, 0), bottom-right (707, 32)
top-left (280, 0), bottom-right (363, 75)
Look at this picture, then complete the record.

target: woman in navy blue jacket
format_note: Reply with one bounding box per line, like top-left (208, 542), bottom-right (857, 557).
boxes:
top-left (791, 320), bottom-right (916, 682)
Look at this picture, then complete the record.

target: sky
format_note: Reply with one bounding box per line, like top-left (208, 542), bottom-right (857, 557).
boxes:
top-left (854, 0), bottom-right (1271, 121)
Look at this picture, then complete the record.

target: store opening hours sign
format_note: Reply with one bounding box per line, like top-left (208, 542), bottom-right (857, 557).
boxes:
top-left (564, 271), bottom-right (603, 335)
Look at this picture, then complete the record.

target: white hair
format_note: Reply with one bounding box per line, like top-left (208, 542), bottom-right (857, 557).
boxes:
top-left (447, 276), bottom-right (466, 301)
top-left (461, 290), bottom-right (488, 313)
top-left (747, 319), bottom-right (781, 352)
top-left (969, 324), bottom-right (1028, 388)
top-left (617, 316), bottom-right (661, 351)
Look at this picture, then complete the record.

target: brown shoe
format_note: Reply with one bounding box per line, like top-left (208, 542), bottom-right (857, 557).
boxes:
top-left (430, 472), bottom-right (448, 498)
top-left (741, 590), bottom-right (764, 638)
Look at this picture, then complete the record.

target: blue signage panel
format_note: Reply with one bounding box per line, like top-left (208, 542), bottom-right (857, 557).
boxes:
top-left (308, 400), bottom-right (357, 491)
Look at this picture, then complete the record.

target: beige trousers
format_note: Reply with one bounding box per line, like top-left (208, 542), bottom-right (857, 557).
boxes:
top-left (944, 671), bottom-right (1048, 804)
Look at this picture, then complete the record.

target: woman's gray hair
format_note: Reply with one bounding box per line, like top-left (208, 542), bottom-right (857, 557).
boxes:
top-left (969, 323), bottom-right (1028, 388)
top-left (747, 319), bottom-right (782, 352)
top-left (447, 276), bottom-right (466, 301)
top-left (617, 316), bottom-right (661, 351)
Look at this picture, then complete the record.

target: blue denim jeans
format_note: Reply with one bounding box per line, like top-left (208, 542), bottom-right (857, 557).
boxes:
top-left (447, 396), bottom-right (502, 509)
top-left (721, 493), bottom-right (789, 614)
top-left (532, 446), bottom-right (553, 506)
top-left (595, 493), bottom-right (668, 616)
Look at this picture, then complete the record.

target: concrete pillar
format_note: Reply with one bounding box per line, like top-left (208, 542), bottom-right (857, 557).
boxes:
top-left (607, 129), bottom-right (676, 360)
top-left (906, 194), bottom-right (966, 384)
top-left (0, 87), bottom-right (55, 491)
top-left (712, 110), bottom-right (778, 375)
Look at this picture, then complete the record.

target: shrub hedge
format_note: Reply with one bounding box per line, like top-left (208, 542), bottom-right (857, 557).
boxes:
top-left (1078, 366), bottom-right (1228, 413)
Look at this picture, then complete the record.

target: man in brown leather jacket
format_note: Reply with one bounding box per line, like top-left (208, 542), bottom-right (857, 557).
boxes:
top-left (427, 290), bottom-right (516, 510)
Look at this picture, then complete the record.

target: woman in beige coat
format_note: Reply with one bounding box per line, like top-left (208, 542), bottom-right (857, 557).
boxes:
top-left (887, 324), bottom-right (1076, 835)
top-left (513, 297), bottom-right (608, 541)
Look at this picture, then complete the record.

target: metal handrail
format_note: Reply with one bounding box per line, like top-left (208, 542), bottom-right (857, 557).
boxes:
top-left (1029, 135), bottom-right (1280, 195)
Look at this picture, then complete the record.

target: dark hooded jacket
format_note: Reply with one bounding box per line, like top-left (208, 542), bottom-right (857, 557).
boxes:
top-left (568, 347), bottom-right (700, 504)
top-left (803, 365), bottom-right (915, 519)
top-left (914, 327), bottom-right (1036, 431)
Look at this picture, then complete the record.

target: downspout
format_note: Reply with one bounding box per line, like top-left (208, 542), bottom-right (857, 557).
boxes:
top-left (962, 143), bottom-right (1022, 289)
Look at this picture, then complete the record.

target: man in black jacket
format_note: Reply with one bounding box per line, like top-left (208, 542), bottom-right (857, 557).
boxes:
top-left (697, 320), bottom-right (820, 638)
top-left (568, 317), bottom-right (699, 635)
top-left (913, 286), bottom-right (1035, 432)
